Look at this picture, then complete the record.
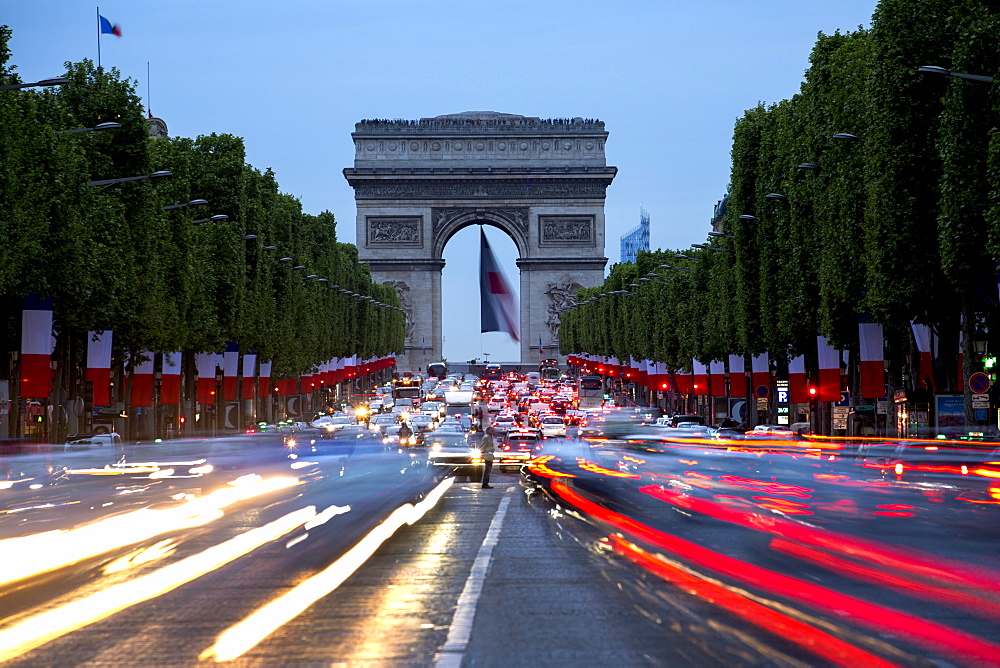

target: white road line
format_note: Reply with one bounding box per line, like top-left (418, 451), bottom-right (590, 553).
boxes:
top-left (435, 487), bottom-right (513, 668)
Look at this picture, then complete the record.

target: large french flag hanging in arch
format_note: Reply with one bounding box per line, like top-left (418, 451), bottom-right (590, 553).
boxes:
top-left (479, 228), bottom-right (519, 342)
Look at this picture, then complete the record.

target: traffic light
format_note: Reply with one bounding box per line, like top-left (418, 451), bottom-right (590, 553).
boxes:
top-left (84, 381), bottom-right (94, 413)
top-left (808, 386), bottom-right (819, 398)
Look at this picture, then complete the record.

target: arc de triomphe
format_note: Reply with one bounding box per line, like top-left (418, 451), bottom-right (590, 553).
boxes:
top-left (344, 111), bottom-right (616, 371)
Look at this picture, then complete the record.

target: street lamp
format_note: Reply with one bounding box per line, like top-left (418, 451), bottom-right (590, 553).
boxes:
top-left (832, 133), bottom-right (866, 143)
top-left (0, 76), bottom-right (70, 92)
top-left (739, 214), bottom-right (757, 221)
top-left (918, 65), bottom-right (994, 83)
top-left (765, 193), bottom-right (787, 201)
top-left (192, 214), bottom-right (229, 224)
top-left (674, 253), bottom-right (696, 261)
top-left (88, 170), bottom-right (172, 188)
top-left (263, 246), bottom-right (278, 251)
top-left (708, 232), bottom-right (733, 239)
top-left (277, 257), bottom-right (293, 263)
top-left (163, 198), bottom-right (208, 211)
top-left (797, 163), bottom-right (821, 171)
top-left (55, 121), bottom-right (121, 136)
top-left (692, 243), bottom-right (728, 252)
top-left (238, 234), bottom-right (258, 241)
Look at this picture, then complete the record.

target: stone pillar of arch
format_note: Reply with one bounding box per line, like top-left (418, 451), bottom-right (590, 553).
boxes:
top-left (344, 112), bottom-right (616, 371)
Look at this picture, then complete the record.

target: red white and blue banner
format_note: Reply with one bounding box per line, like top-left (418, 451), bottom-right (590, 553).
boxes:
top-left (788, 355), bottom-right (808, 403)
top-left (129, 353), bottom-right (154, 408)
top-left (161, 352), bottom-right (182, 406)
top-left (729, 355), bottom-right (748, 397)
top-left (196, 353), bottom-right (217, 404)
top-left (692, 360), bottom-right (708, 396)
top-left (86, 330), bottom-right (113, 406)
top-left (242, 353), bottom-right (257, 399)
top-left (20, 295), bottom-right (54, 398)
top-left (859, 322), bottom-right (886, 399)
top-left (710, 360), bottom-right (726, 397)
top-left (911, 322), bottom-right (936, 391)
top-left (259, 360), bottom-right (273, 399)
top-left (751, 353), bottom-right (770, 394)
top-left (222, 342), bottom-right (239, 401)
top-left (479, 228), bottom-right (519, 342)
top-left (817, 336), bottom-right (842, 402)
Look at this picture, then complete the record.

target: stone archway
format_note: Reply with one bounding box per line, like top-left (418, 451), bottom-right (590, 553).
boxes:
top-left (344, 111), bottom-right (616, 370)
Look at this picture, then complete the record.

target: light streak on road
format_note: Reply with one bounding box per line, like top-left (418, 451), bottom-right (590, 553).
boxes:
top-left (202, 477), bottom-right (455, 662)
top-left (0, 506), bottom-right (316, 662)
top-left (0, 476), bottom-right (298, 587)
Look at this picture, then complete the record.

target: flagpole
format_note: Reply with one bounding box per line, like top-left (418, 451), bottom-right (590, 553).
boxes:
top-left (96, 6), bottom-right (101, 70)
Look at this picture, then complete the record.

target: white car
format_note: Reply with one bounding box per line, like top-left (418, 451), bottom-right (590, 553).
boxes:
top-left (539, 415), bottom-right (567, 438)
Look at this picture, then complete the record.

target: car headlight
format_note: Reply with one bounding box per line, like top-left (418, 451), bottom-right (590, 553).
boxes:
top-left (431, 443), bottom-right (442, 451)
top-left (286, 438), bottom-right (297, 447)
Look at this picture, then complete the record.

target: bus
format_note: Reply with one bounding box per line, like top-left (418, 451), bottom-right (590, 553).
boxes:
top-left (426, 361), bottom-right (448, 379)
top-left (482, 363), bottom-right (503, 381)
top-left (539, 358), bottom-right (560, 382)
top-left (577, 375), bottom-right (605, 410)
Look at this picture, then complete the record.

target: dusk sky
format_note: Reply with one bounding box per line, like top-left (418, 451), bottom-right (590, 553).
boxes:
top-left (4, 1), bottom-right (879, 364)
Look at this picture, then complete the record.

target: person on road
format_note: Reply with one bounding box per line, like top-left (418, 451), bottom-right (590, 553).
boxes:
top-left (479, 427), bottom-right (495, 488)
top-left (397, 421), bottom-right (413, 445)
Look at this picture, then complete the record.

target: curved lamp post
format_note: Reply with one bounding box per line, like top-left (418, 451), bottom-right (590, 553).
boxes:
top-left (163, 198), bottom-right (208, 211)
top-left (0, 77), bottom-right (70, 92)
top-left (88, 170), bottom-right (172, 188)
top-left (56, 121), bottom-right (121, 136)
top-left (918, 65), bottom-right (993, 83)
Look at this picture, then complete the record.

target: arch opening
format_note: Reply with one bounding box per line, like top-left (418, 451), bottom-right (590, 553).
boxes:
top-left (441, 225), bottom-right (521, 364)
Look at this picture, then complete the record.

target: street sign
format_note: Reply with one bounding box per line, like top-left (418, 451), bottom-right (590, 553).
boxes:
top-left (969, 372), bottom-right (992, 394)
top-left (972, 394), bottom-right (990, 401)
top-left (755, 385), bottom-right (770, 399)
top-left (776, 389), bottom-right (789, 403)
top-left (972, 401), bottom-right (990, 409)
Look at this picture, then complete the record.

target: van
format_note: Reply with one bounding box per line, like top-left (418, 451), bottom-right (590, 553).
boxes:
top-left (65, 432), bottom-right (124, 451)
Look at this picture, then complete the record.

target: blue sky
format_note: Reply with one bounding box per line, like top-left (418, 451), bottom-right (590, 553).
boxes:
top-left (3, 0), bottom-right (878, 364)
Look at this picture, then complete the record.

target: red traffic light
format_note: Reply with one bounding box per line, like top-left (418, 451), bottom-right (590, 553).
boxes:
top-left (808, 386), bottom-right (819, 397)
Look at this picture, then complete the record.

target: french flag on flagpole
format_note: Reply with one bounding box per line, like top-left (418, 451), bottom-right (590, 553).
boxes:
top-left (539, 336), bottom-right (544, 356)
top-left (480, 228), bottom-right (519, 342)
top-left (99, 15), bottom-right (121, 36)
top-left (20, 295), bottom-right (54, 399)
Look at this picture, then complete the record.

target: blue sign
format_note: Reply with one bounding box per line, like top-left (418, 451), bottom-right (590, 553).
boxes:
top-left (776, 389), bottom-right (789, 403)
top-left (975, 408), bottom-right (989, 421)
top-left (755, 385), bottom-right (770, 399)
top-left (970, 372), bottom-right (992, 394)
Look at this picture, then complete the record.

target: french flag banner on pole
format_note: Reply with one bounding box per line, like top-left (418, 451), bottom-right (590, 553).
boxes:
top-left (129, 353), bottom-right (154, 408)
top-left (86, 330), bottom-right (113, 406)
top-left (817, 336), bottom-right (843, 402)
top-left (788, 355), bottom-right (808, 403)
top-left (859, 322), bottom-right (887, 399)
top-left (479, 228), bottom-right (519, 342)
top-left (258, 360), bottom-right (272, 399)
top-left (710, 360), bottom-right (726, 397)
top-left (911, 322), bottom-right (936, 391)
top-left (161, 352), bottom-right (182, 406)
top-left (242, 353), bottom-right (257, 399)
top-left (729, 355), bottom-right (748, 397)
top-left (692, 360), bottom-right (708, 396)
top-left (223, 342), bottom-right (239, 401)
top-left (751, 353), bottom-right (770, 393)
top-left (20, 295), bottom-right (54, 399)
top-left (196, 353), bottom-right (217, 405)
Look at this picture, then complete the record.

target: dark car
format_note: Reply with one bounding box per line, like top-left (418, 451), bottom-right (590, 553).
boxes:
top-left (499, 429), bottom-right (540, 470)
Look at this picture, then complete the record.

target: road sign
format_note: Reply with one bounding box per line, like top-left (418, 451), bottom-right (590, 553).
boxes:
top-left (973, 394), bottom-right (990, 401)
top-left (776, 389), bottom-right (789, 403)
top-left (973, 401), bottom-right (990, 409)
top-left (969, 372), bottom-right (992, 394)
top-left (755, 385), bottom-right (770, 399)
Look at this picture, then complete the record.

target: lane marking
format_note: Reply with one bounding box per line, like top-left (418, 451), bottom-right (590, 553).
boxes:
top-left (435, 486), bottom-right (513, 667)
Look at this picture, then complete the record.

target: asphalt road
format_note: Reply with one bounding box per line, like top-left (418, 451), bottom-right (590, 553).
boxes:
top-left (2, 429), bottom-right (1000, 666)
